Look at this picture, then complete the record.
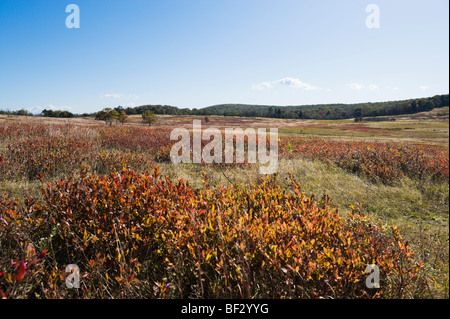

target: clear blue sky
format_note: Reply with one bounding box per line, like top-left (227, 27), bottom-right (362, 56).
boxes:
top-left (0, 0), bottom-right (448, 114)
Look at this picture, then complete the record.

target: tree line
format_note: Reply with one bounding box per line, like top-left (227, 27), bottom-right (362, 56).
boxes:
top-left (201, 94), bottom-right (449, 120)
top-left (0, 109), bottom-right (34, 116)
top-left (109, 94), bottom-right (448, 120)
top-left (94, 108), bottom-right (157, 126)
top-left (1, 94), bottom-right (447, 120)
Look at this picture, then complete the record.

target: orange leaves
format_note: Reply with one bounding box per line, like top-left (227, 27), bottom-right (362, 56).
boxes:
top-left (0, 164), bottom-right (422, 298)
top-left (0, 121), bottom-right (440, 298)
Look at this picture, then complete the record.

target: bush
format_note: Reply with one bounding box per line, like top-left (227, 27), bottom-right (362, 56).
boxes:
top-left (280, 138), bottom-right (449, 184)
top-left (0, 168), bottom-right (422, 298)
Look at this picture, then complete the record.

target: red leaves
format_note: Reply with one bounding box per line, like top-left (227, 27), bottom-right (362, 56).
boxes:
top-left (39, 167), bottom-right (421, 297)
top-left (0, 164), bottom-right (422, 298)
top-left (27, 249), bottom-right (47, 270)
top-left (279, 137), bottom-right (449, 184)
top-left (7, 247), bottom-right (48, 285)
top-left (14, 262), bottom-right (26, 282)
top-left (0, 120), bottom-right (429, 298)
top-left (0, 247), bottom-right (46, 298)
top-left (1, 124), bottom-right (93, 181)
top-left (38, 250), bottom-right (48, 260)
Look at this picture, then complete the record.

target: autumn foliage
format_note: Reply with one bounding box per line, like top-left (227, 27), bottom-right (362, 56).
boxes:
top-left (1, 122), bottom-right (444, 298)
top-left (0, 167), bottom-right (422, 298)
top-left (280, 137), bottom-right (449, 184)
top-left (1, 123), bottom-right (448, 185)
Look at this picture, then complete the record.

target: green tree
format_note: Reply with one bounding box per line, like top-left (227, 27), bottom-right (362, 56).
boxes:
top-left (95, 108), bottom-right (117, 126)
top-left (353, 107), bottom-right (363, 118)
top-left (110, 110), bottom-right (119, 125)
top-left (142, 110), bottom-right (157, 126)
top-left (118, 111), bottom-right (128, 125)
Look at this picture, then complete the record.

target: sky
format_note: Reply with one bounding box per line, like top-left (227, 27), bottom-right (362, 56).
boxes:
top-left (0, 0), bottom-right (448, 114)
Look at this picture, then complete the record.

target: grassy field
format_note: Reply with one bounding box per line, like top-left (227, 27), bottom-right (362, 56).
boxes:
top-left (0, 110), bottom-right (448, 299)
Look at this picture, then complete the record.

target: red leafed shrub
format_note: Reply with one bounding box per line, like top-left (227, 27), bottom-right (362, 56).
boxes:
top-left (3, 136), bottom-right (93, 180)
top-left (97, 126), bottom-right (173, 155)
top-left (2, 122), bottom-right (445, 185)
top-left (280, 137), bottom-right (449, 184)
top-left (92, 149), bottom-right (153, 174)
top-left (0, 241), bottom-right (47, 299)
top-left (0, 168), bottom-right (422, 298)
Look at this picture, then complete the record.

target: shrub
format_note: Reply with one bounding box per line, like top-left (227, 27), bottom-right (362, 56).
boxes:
top-left (0, 168), bottom-right (422, 298)
top-left (1, 133), bottom-right (93, 181)
top-left (280, 138), bottom-right (449, 184)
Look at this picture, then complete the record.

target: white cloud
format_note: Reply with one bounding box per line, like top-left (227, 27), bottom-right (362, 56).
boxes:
top-left (275, 77), bottom-right (317, 90)
top-left (100, 93), bottom-right (123, 98)
top-left (348, 82), bottom-right (365, 90)
top-left (386, 86), bottom-right (399, 90)
top-left (348, 83), bottom-right (381, 91)
top-left (420, 85), bottom-right (431, 91)
top-left (252, 81), bottom-right (273, 91)
top-left (252, 77), bottom-right (317, 91)
top-left (100, 93), bottom-right (140, 100)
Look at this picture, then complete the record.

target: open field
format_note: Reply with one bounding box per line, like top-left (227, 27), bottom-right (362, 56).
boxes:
top-left (1, 106), bottom-right (448, 143)
top-left (0, 113), bottom-right (448, 299)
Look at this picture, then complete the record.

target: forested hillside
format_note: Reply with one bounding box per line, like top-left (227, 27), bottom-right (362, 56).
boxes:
top-left (201, 94), bottom-right (449, 119)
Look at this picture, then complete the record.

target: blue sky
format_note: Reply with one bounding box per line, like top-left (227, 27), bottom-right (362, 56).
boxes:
top-left (0, 0), bottom-right (448, 114)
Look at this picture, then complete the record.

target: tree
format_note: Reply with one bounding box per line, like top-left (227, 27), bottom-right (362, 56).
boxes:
top-left (353, 107), bottom-right (363, 118)
top-left (110, 110), bottom-right (119, 125)
top-left (95, 109), bottom-right (107, 121)
top-left (142, 110), bottom-right (157, 126)
top-left (204, 116), bottom-right (210, 126)
top-left (118, 111), bottom-right (128, 125)
top-left (15, 109), bottom-right (33, 116)
top-left (95, 108), bottom-right (117, 126)
top-left (42, 109), bottom-right (74, 118)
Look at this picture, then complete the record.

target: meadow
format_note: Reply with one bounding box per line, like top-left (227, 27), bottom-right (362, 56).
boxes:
top-left (0, 109), bottom-right (448, 299)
